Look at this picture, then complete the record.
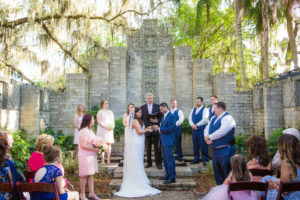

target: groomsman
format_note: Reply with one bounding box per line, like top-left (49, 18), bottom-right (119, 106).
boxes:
top-left (208, 95), bottom-right (218, 120)
top-left (204, 102), bottom-right (236, 185)
top-left (141, 93), bottom-right (162, 169)
top-left (153, 103), bottom-right (176, 184)
top-left (170, 99), bottom-right (184, 162)
top-left (188, 97), bottom-right (209, 165)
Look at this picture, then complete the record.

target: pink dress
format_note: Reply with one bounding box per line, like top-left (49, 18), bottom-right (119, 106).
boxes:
top-left (28, 151), bottom-right (67, 187)
top-left (78, 128), bottom-right (98, 177)
top-left (96, 110), bottom-right (115, 143)
top-left (73, 114), bottom-right (83, 144)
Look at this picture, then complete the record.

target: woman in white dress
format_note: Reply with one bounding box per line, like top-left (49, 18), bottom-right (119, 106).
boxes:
top-left (96, 99), bottom-right (115, 165)
top-left (73, 104), bottom-right (85, 145)
top-left (114, 107), bottom-right (161, 198)
top-left (122, 103), bottom-right (135, 127)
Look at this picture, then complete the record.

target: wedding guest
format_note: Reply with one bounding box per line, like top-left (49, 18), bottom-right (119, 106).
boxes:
top-left (0, 131), bottom-right (14, 160)
top-left (141, 93), bottom-right (162, 169)
top-left (204, 102), bottom-right (236, 185)
top-left (203, 154), bottom-right (256, 200)
top-left (0, 139), bottom-right (20, 200)
top-left (96, 99), bottom-right (115, 165)
top-left (208, 95), bottom-right (218, 120)
top-left (246, 135), bottom-right (271, 181)
top-left (170, 99), bottom-right (184, 162)
top-left (32, 145), bottom-right (79, 200)
top-left (28, 134), bottom-right (67, 187)
top-left (74, 104), bottom-right (85, 145)
top-left (259, 134), bottom-right (300, 200)
top-left (189, 97), bottom-right (209, 164)
top-left (272, 128), bottom-right (300, 171)
top-left (78, 114), bottom-right (101, 200)
top-left (122, 103), bottom-right (135, 127)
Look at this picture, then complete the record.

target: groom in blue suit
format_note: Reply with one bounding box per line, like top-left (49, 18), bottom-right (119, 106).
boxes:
top-left (153, 102), bottom-right (176, 184)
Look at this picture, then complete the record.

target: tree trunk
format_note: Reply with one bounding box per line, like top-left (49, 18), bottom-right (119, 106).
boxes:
top-left (262, 0), bottom-right (269, 79)
top-left (234, 0), bottom-right (247, 89)
top-left (286, 0), bottom-right (298, 68)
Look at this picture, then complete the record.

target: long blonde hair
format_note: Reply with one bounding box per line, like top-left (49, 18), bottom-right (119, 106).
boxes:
top-left (76, 104), bottom-right (86, 116)
top-left (231, 154), bottom-right (251, 182)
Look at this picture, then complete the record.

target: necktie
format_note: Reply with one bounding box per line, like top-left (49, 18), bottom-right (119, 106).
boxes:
top-left (148, 104), bottom-right (152, 114)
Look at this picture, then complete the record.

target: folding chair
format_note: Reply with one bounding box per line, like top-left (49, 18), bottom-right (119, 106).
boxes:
top-left (0, 182), bottom-right (14, 200)
top-left (249, 169), bottom-right (273, 177)
top-left (228, 181), bottom-right (269, 200)
top-left (18, 182), bottom-right (60, 200)
top-left (276, 181), bottom-right (300, 200)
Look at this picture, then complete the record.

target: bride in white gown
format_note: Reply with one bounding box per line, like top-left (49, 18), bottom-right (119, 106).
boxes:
top-left (114, 107), bottom-right (161, 197)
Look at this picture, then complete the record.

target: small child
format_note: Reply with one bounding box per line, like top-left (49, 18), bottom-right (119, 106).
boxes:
top-left (202, 154), bottom-right (257, 200)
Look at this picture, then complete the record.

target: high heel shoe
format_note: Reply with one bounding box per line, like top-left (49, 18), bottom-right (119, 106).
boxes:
top-left (80, 194), bottom-right (88, 200)
top-left (88, 193), bottom-right (101, 200)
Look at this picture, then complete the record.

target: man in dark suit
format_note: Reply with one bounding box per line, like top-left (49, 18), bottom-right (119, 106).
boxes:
top-left (153, 102), bottom-right (176, 184)
top-left (141, 93), bottom-right (162, 169)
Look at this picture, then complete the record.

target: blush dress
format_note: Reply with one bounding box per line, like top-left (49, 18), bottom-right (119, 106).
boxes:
top-left (74, 114), bottom-right (83, 144)
top-left (96, 110), bottom-right (115, 144)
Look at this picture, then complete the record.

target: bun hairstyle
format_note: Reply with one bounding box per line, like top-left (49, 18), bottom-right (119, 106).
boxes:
top-left (42, 145), bottom-right (61, 163)
top-left (0, 139), bottom-right (8, 166)
top-left (35, 134), bottom-right (55, 152)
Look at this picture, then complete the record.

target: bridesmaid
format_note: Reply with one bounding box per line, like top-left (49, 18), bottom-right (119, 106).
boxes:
top-left (78, 114), bottom-right (101, 200)
top-left (74, 104), bottom-right (85, 145)
top-left (122, 103), bottom-right (135, 127)
top-left (97, 99), bottom-right (115, 165)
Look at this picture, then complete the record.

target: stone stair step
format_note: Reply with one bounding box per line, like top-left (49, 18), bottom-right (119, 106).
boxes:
top-left (109, 178), bottom-right (197, 191)
top-left (100, 163), bottom-right (119, 174)
top-left (118, 159), bottom-right (187, 167)
top-left (98, 156), bottom-right (123, 163)
top-left (187, 162), bottom-right (208, 175)
top-left (113, 166), bottom-right (193, 178)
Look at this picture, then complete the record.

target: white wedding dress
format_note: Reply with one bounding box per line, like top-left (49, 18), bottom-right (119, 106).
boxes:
top-left (114, 112), bottom-right (161, 198)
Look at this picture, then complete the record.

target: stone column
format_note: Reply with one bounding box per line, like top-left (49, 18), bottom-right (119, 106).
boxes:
top-left (89, 59), bottom-right (109, 108)
top-left (193, 59), bottom-right (213, 106)
top-left (109, 47), bottom-right (127, 119)
top-left (174, 46), bottom-right (193, 116)
top-left (263, 84), bottom-right (283, 138)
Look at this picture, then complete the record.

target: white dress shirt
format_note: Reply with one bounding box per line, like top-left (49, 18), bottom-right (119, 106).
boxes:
top-left (170, 108), bottom-right (184, 126)
top-left (204, 112), bottom-right (236, 141)
top-left (188, 106), bottom-right (209, 127)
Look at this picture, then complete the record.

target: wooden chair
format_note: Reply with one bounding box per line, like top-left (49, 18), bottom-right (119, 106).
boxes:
top-left (0, 182), bottom-right (14, 200)
top-left (18, 182), bottom-right (60, 200)
top-left (276, 181), bottom-right (300, 200)
top-left (249, 168), bottom-right (273, 177)
top-left (23, 170), bottom-right (36, 182)
top-left (228, 181), bottom-right (269, 200)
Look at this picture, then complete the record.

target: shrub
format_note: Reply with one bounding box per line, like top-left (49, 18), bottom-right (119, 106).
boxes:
top-left (182, 119), bottom-right (192, 135)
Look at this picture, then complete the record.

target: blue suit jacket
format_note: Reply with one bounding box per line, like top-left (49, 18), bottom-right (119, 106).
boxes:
top-left (160, 112), bottom-right (176, 146)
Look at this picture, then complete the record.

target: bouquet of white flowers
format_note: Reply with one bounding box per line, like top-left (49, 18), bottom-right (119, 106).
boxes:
top-left (104, 120), bottom-right (115, 130)
top-left (93, 137), bottom-right (107, 153)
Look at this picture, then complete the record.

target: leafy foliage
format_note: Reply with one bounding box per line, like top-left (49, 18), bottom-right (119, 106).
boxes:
top-left (181, 119), bottom-right (192, 135)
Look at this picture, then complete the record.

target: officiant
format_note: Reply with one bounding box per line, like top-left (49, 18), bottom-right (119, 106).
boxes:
top-left (141, 93), bottom-right (163, 169)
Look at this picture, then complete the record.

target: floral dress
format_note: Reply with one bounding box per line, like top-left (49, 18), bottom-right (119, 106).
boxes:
top-left (0, 163), bottom-right (12, 200)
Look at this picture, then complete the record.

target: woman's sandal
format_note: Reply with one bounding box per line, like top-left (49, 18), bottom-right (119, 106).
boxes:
top-left (88, 193), bottom-right (101, 200)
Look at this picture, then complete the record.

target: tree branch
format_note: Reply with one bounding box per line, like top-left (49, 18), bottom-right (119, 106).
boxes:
top-left (1, 1), bottom-right (168, 28)
top-left (41, 23), bottom-right (88, 72)
top-left (0, 58), bottom-right (35, 84)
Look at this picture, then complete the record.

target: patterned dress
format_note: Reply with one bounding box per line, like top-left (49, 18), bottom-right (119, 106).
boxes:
top-left (0, 162), bottom-right (12, 200)
top-left (32, 165), bottom-right (68, 200)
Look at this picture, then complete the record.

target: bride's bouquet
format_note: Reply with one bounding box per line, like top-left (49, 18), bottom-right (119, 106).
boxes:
top-left (93, 137), bottom-right (108, 153)
top-left (104, 120), bottom-right (115, 130)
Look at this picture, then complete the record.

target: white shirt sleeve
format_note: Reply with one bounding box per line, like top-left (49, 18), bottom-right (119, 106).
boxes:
top-left (196, 108), bottom-right (209, 127)
top-left (208, 115), bottom-right (236, 141)
top-left (176, 110), bottom-right (184, 126)
top-left (204, 119), bottom-right (211, 137)
top-left (188, 109), bottom-right (194, 126)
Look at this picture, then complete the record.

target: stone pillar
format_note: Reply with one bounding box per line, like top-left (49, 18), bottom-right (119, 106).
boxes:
top-left (213, 73), bottom-right (236, 101)
top-left (127, 50), bottom-right (143, 106)
top-left (263, 84), bottom-right (283, 138)
top-left (252, 88), bottom-right (264, 134)
top-left (174, 46), bottom-right (193, 116)
top-left (89, 59), bottom-right (109, 108)
top-left (109, 47), bottom-right (127, 118)
top-left (158, 49), bottom-right (174, 104)
top-left (193, 59), bottom-right (213, 106)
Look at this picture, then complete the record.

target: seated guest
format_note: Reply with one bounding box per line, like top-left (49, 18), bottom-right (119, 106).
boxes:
top-left (0, 132), bottom-right (14, 160)
top-left (0, 139), bottom-right (20, 200)
top-left (28, 134), bottom-right (67, 187)
top-left (32, 145), bottom-right (79, 200)
top-left (272, 128), bottom-right (300, 171)
top-left (259, 134), bottom-right (300, 200)
top-left (203, 154), bottom-right (257, 200)
top-left (246, 135), bottom-right (271, 181)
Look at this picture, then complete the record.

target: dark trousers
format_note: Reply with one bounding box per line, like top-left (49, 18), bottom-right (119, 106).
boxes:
top-left (145, 132), bottom-right (162, 166)
top-left (192, 128), bottom-right (209, 162)
top-left (162, 145), bottom-right (176, 180)
top-left (212, 145), bottom-right (236, 185)
top-left (175, 127), bottom-right (183, 160)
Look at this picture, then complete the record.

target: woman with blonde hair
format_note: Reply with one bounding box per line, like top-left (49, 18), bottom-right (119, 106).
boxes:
top-left (96, 99), bottom-right (115, 165)
top-left (74, 104), bottom-right (85, 145)
top-left (122, 103), bottom-right (135, 127)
